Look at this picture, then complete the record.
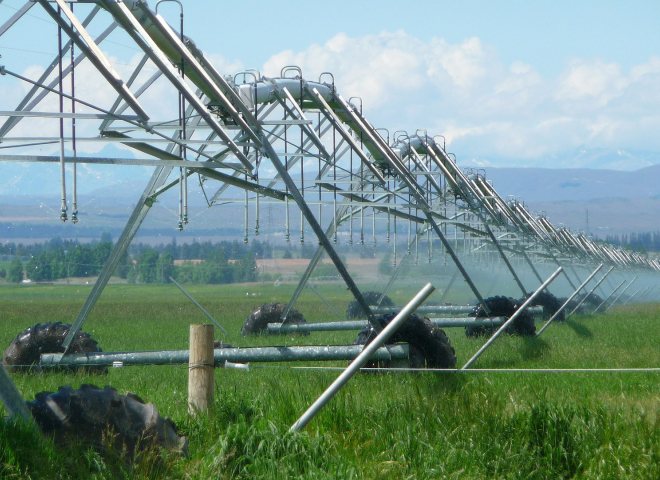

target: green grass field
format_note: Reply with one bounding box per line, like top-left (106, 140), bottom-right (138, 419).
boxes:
top-left (1, 283), bottom-right (658, 479)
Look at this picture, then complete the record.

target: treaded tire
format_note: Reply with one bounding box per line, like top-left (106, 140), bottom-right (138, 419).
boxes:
top-left (579, 293), bottom-right (603, 309)
top-left (466, 296), bottom-right (536, 337)
top-left (564, 293), bottom-right (603, 314)
top-left (241, 303), bottom-right (307, 335)
top-left (346, 291), bottom-right (394, 319)
top-left (354, 313), bottom-right (456, 369)
top-left (522, 291), bottom-right (564, 322)
top-left (3, 322), bottom-right (106, 373)
top-left (27, 384), bottom-right (187, 458)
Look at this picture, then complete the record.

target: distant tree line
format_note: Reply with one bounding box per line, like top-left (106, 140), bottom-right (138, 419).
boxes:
top-left (0, 235), bottom-right (119, 283)
top-left (604, 231), bottom-right (660, 253)
top-left (0, 235), bottom-right (273, 285)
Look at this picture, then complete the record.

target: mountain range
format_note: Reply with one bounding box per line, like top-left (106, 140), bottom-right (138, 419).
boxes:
top-left (0, 149), bottom-right (658, 243)
top-left (481, 164), bottom-right (659, 236)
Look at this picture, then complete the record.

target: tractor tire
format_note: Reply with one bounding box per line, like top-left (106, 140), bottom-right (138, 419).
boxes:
top-left (27, 384), bottom-right (187, 458)
top-left (241, 303), bottom-right (307, 335)
top-left (466, 296), bottom-right (536, 337)
top-left (561, 297), bottom-right (581, 314)
top-left (354, 313), bottom-right (456, 369)
top-left (565, 293), bottom-right (602, 314)
top-left (3, 322), bottom-right (106, 373)
top-left (580, 293), bottom-right (603, 309)
top-left (523, 291), bottom-right (564, 322)
top-left (346, 291), bottom-right (394, 319)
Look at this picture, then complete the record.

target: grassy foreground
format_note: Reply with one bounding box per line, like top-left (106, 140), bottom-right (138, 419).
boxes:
top-left (0, 283), bottom-right (658, 479)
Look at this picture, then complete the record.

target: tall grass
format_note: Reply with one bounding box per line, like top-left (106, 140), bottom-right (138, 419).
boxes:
top-left (0, 284), bottom-right (658, 478)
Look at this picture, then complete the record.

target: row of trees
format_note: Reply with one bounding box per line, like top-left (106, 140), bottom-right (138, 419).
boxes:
top-left (1, 235), bottom-right (264, 284)
top-left (0, 235), bottom-right (119, 282)
top-left (130, 238), bottom-right (273, 262)
top-left (603, 231), bottom-right (660, 253)
top-left (129, 249), bottom-right (257, 284)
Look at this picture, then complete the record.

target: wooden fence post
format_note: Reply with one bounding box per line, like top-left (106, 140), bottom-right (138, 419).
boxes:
top-left (188, 324), bottom-right (214, 414)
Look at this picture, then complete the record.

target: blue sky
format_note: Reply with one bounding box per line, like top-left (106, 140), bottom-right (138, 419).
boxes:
top-left (180, 0), bottom-right (660, 77)
top-left (1, 0), bottom-right (660, 170)
top-left (185, 0), bottom-right (660, 168)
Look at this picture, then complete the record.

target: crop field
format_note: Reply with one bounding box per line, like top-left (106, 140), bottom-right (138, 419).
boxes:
top-left (1, 283), bottom-right (658, 479)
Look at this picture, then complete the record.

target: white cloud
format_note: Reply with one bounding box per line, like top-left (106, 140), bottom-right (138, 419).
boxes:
top-left (555, 60), bottom-right (627, 107)
top-left (264, 31), bottom-right (425, 108)
top-left (260, 32), bottom-right (660, 166)
top-left (426, 37), bottom-right (493, 90)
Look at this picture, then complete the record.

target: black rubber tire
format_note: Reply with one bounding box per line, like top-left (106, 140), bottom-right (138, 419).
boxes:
top-left (563, 297), bottom-right (587, 314)
top-left (346, 291), bottom-right (394, 319)
top-left (523, 291), bottom-right (565, 322)
top-left (241, 303), bottom-right (307, 335)
top-left (580, 293), bottom-right (603, 309)
top-left (563, 293), bottom-right (602, 314)
top-left (354, 313), bottom-right (456, 369)
top-left (27, 384), bottom-right (187, 458)
top-left (466, 296), bottom-right (536, 337)
top-left (3, 322), bottom-right (106, 373)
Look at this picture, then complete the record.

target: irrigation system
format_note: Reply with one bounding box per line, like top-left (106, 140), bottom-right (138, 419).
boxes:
top-left (1, 1), bottom-right (659, 418)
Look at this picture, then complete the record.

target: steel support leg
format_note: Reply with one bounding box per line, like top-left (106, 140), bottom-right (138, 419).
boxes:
top-left (439, 268), bottom-right (460, 303)
top-left (521, 249), bottom-right (544, 284)
top-left (260, 137), bottom-right (375, 324)
top-left (290, 283), bottom-right (435, 432)
top-left (62, 166), bottom-right (173, 350)
top-left (605, 276), bottom-right (635, 311)
top-left (427, 217), bottom-right (490, 312)
top-left (330, 95), bottom-right (490, 312)
top-left (169, 276), bottom-right (227, 335)
top-left (461, 267), bottom-right (562, 369)
top-left (536, 263), bottom-right (604, 336)
top-left (592, 279), bottom-right (626, 313)
top-left (479, 222), bottom-right (528, 295)
top-left (565, 266), bottom-right (614, 320)
top-left (624, 285), bottom-right (650, 305)
top-left (0, 365), bottom-right (31, 422)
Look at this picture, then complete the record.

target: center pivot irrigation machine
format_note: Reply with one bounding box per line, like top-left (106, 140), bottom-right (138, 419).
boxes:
top-left (1, 0), bottom-right (659, 440)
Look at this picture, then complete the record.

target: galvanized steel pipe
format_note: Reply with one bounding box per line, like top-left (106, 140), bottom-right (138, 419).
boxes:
top-left (372, 305), bottom-right (543, 315)
top-left (536, 263), bottom-right (604, 336)
top-left (41, 344), bottom-right (409, 367)
top-left (290, 283), bottom-right (435, 432)
top-left (267, 317), bottom-right (507, 334)
top-left (0, 365), bottom-right (32, 421)
top-left (566, 266), bottom-right (615, 318)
